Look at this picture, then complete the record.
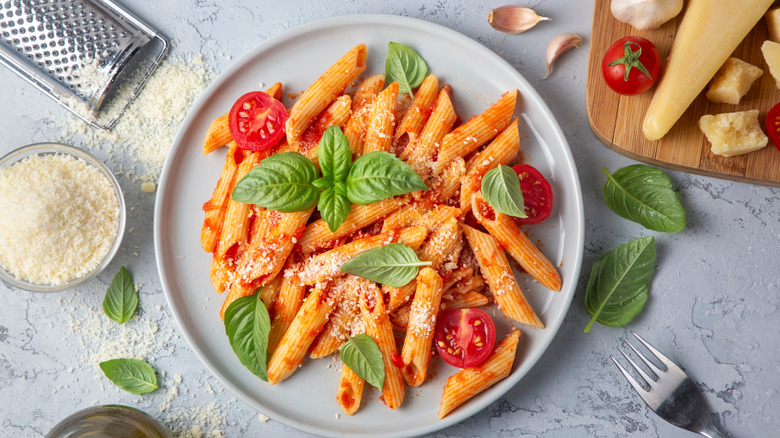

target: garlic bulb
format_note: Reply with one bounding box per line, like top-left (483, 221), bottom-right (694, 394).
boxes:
top-left (543, 33), bottom-right (582, 79)
top-left (610, 0), bottom-right (683, 31)
top-left (488, 5), bottom-right (550, 34)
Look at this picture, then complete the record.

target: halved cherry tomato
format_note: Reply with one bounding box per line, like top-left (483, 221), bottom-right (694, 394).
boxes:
top-left (433, 308), bottom-right (496, 368)
top-left (228, 91), bottom-right (288, 151)
top-left (766, 102), bottom-right (780, 152)
top-left (512, 164), bottom-right (553, 225)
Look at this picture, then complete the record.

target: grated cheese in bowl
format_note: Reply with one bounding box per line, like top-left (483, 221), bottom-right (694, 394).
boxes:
top-left (0, 143), bottom-right (126, 292)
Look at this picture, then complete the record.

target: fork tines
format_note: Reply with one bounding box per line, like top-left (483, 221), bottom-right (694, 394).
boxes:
top-left (610, 331), bottom-right (687, 409)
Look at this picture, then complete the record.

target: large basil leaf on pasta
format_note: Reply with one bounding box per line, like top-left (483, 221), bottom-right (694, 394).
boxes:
top-left (99, 358), bottom-right (158, 394)
top-left (232, 152), bottom-right (320, 212)
top-left (481, 165), bottom-right (528, 218)
top-left (584, 236), bottom-right (655, 332)
top-left (346, 151), bottom-right (427, 205)
top-left (318, 125), bottom-right (352, 184)
top-left (602, 165), bottom-right (686, 233)
top-left (339, 334), bottom-right (385, 390)
top-left (340, 243), bottom-right (431, 287)
top-left (224, 292), bottom-right (271, 381)
top-left (385, 42), bottom-right (428, 97)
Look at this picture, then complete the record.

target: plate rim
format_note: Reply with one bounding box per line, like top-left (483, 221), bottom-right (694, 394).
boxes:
top-left (154, 13), bottom-right (585, 438)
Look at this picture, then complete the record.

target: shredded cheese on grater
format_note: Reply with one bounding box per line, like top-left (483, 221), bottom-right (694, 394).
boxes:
top-left (0, 153), bottom-right (120, 285)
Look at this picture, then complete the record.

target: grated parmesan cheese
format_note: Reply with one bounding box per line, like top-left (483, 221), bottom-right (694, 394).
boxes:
top-left (0, 153), bottom-right (119, 285)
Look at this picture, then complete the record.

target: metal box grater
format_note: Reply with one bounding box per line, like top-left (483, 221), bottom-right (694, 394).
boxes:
top-left (0, 0), bottom-right (168, 129)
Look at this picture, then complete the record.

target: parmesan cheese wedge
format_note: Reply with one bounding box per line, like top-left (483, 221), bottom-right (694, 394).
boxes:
top-left (761, 40), bottom-right (780, 88)
top-left (766, 8), bottom-right (780, 43)
top-left (699, 110), bottom-right (768, 157)
top-left (642, 0), bottom-right (774, 141)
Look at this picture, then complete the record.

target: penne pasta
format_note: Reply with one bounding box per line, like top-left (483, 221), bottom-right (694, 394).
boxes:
top-left (440, 290), bottom-right (490, 311)
top-left (286, 44), bottom-right (367, 147)
top-left (435, 90), bottom-right (517, 173)
top-left (297, 95), bottom-right (352, 161)
top-left (297, 197), bottom-right (405, 253)
top-left (344, 74), bottom-right (385, 156)
top-left (401, 267), bottom-right (444, 386)
top-left (337, 361), bottom-right (365, 416)
top-left (438, 329), bottom-right (521, 419)
top-left (310, 278), bottom-right (363, 359)
top-left (417, 217), bottom-right (462, 270)
top-left (201, 143), bottom-right (241, 253)
top-left (394, 74), bottom-right (438, 151)
top-left (403, 88), bottom-right (457, 179)
top-left (471, 193), bottom-right (561, 292)
top-left (461, 224), bottom-right (543, 328)
top-left (358, 279), bottom-right (405, 409)
top-left (383, 280), bottom-right (417, 312)
top-left (362, 82), bottom-right (399, 155)
top-left (267, 282), bottom-right (341, 384)
top-left (267, 265), bottom-right (307, 355)
top-left (429, 156), bottom-right (465, 203)
top-left (460, 119), bottom-right (520, 211)
top-left (215, 150), bottom-right (262, 259)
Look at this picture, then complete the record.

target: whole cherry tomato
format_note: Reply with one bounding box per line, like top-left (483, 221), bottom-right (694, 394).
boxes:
top-left (601, 36), bottom-right (662, 95)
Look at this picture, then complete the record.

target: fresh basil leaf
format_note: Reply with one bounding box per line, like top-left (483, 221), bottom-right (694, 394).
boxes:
top-left (102, 266), bottom-right (138, 324)
top-left (312, 177), bottom-right (332, 191)
top-left (224, 292), bottom-right (271, 381)
top-left (252, 292), bottom-right (271, 374)
top-left (584, 236), bottom-right (656, 333)
top-left (339, 334), bottom-right (385, 390)
top-left (346, 151), bottom-right (427, 205)
top-left (319, 188), bottom-right (351, 232)
top-left (99, 358), bottom-right (158, 394)
top-left (385, 42), bottom-right (428, 97)
top-left (340, 243), bottom-right (431, 287)
top-left (334, 180), bottom-right (347, 197)
top-left (318, 125), bottom-right (352, 183)
top-left (481, 165), bottom-right (528, 218)
top-left (602, 165), bottom-right (686, 233)
top-left (232, 152), bottom-right (320, 213)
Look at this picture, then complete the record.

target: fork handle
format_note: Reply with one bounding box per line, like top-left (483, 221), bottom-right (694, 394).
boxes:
top-left (699, 423), bottom-right (727, 438)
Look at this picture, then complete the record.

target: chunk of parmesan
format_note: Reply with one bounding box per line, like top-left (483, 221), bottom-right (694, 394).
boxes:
top-left (705, 57), bottom-right (763, 105)
top-left (699, 110), bottom-right (768, 157)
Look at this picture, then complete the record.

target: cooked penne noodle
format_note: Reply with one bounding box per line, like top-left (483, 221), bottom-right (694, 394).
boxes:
top-left (201, 143), bottom-right (241, 253)
top-left (268, 267), bottom-right (307, 354)
top-left (215, 150), bottom-right (262, 259)
top-left (310, 278), bottom-right (362, 359)
top-left (362, 82), bottom-right (399, 154)
top-left (267, 282), bottom-right (341, 384)
top-left (417, 217), bottom-right (462, 270)
top-left (471, 193), bottom-right (561, 292)
top-left (259, 273), bottom-right (284, 313)
top-left (298, 95), bottom-right (352, 161)
top-left (403, 88), bottom-right (457, 178)
top-left (461, 224), bottom-right (543, 328)
top-left (298, 226), bottom-right (427, 285)
top-left (220, 280), bottom-right (256, 319)
top-left (384, 280), bottom-right (417, 312)
top-left (435, 90), bottom-right (517, 173)
top-left (460, 119), bottom-right (520, 211)
top-left (442, 267), bottom-right (473, 291)
top-left (438, 329), bottom-right (521, 419)
top-left (344, 74), bottom-right (385, 156)
top-left (337, 361), bottom-right (365, 416)
top-left (401, 267), bottom-right (444, 387)
top-left (297, 198), bottom-right (405, 253)
top-left (209, 255), bottom-right (231, 294)
top-left (394, 75), bottom-right (438, 147)
top-left (440, 290), bottom-right (490, 311)
top-left (358, 279), bottom-right (404, 409)
top-left (429, 156), bottom-right (465, 203)
top-left (286, 44), bottom-right (367, 147)
top-left (412, 204), bottom-right (462, 233)
top-left (445, 274), bottom-right (485, 298)
top-left (380, 201), bottom-right (430, 233)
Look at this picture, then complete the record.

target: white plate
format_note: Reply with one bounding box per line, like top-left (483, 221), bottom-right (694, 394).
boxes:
top-left (155, 14), bottom-right (584, 438)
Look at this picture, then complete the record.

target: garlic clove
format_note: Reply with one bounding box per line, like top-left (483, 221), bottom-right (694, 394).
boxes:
top-left (610, 0), bottom-right (683, 31)
top-left (488, 5), bottom-right (551, 34)
top-left (543, 33), bottom-right (583, 79)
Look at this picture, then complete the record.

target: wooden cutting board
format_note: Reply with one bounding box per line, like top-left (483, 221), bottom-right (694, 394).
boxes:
top-left (586, 0), bottom-right (780, 187)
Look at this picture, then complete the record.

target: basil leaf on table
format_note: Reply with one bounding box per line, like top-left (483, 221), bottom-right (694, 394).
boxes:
top-left (317, 125), bottom-right (352, 183)
top-left (102, 266), bottom-right (138, 324)
top-left (232, 152), bottom-right (320, 213)
top-left (346, 151), bottom-right (427, 205)
top-left (602, 165), bottom-right (686, 233)
top-left (319, 188), bottom-right (352, 232)
top-left (224, 291), bottom-right (271, 381)
top-left (584, 236), bottom-right (656, 333)
top-left (340, 243), bottom-right (431, 287)
top-left (99, 358), bottom-right (158, 394)
top-left (385, 42), bottom-right (428, 97)
top-left (481, 165), bottom-right (528, 218)
top-left (339, 334), bottom-right (385, 390)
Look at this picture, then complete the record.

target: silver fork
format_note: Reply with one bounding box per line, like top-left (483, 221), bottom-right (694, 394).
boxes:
top-left (611, 332), bottom-right (726, 438)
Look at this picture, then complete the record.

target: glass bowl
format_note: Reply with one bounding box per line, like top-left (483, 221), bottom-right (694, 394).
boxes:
top-left (0, 142), bottom-right (126, 292)
top-left (46, 405), bottom-right (170, 438)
